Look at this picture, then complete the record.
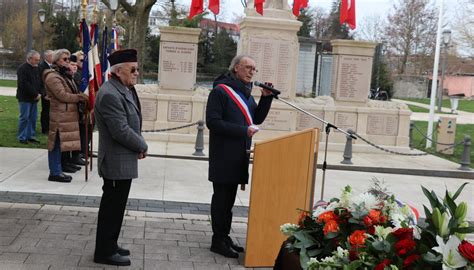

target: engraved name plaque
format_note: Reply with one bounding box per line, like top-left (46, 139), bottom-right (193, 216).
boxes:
top-left (167, 101), bottom-right (192, 122)
top-left (159, 42), bottom-right (197, 91)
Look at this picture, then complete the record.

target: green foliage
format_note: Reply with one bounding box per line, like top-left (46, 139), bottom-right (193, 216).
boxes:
top-left (326, 0), bottom-right (352, 40)
top-left (50, 14), bottom-right (80, 53)
top-left (410, 121), bottom-right (474, 168)
top-left (144, 28), bottom-right (160, 73)
top-left (401, 98), bottom-right (474, 113)
top-left (198, 28), bottom-right (237, 75)
top-left (297, 9), bottom-right (313, 37)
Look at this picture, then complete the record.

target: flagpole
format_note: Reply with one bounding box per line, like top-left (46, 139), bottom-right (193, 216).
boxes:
top-left (426, 0), bottom-right (444, 149)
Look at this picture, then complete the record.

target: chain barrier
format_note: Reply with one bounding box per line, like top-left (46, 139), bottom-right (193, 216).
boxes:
top-left (352, 122), bottom-right (466, 156)
top-left (142, 121), bottom-right (199, 133)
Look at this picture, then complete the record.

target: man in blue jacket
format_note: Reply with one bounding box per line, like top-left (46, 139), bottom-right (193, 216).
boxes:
top-left (206, 54), bottom-right (274, 258)
top-left (16, 50), bottom-right (41, 144)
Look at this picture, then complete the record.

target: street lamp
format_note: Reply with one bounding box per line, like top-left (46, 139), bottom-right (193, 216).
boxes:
top-left (38, 9), bottom-right (46, 55)
top-left (109, 0), bottom-right (119, 26)
top-left (437, 29), bottom-right (451, 112)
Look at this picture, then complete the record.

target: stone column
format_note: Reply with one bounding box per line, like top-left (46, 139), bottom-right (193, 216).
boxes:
top-left (330, 39), bottom-right (377, 107)
top-left (238, 8), bottom-right (302, 99)
top-left (158, 26), bottom-right (201, 96)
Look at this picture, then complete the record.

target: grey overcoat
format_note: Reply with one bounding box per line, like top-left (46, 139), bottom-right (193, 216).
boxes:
top-left (94, 77), bottom-right (148, 180)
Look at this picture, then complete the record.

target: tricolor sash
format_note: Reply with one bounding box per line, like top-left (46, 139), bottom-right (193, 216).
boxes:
top-left (218, 84), bottom-right (253, 125)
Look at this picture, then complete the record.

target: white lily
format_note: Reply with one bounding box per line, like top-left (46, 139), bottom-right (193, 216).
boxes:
top-left (432, 235), bottom-right (468, 269)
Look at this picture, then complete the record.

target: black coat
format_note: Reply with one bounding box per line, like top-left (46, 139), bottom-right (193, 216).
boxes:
top-left (16, 62), bottom-right (40, 102)
top-left (206, 73), bottom-right (273, 185)
top-left (38, 60), bottom-right (52, 96)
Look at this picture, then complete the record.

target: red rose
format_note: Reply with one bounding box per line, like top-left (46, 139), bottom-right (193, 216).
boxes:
top-left (349, 230), bottom-right (367, 246)
top-left (318, 211), bottom-right (337, 223)
top-left (367, 225), bottom-right (375, 235)
top-left (323, 219), bottom-right (340, 235)
top-left (392, 228), bottom-right (414, 240)
top-left (458, 240), bottom-right (474, 263)
top-left (363, 216), bottom-right (373, 227)
top-left (403, 254), bottom-right (420, 269)
top-left (395, 239), bottom-right (416, 256)
top-left (375, 259), bottom-right (391, 270)
top-left (349, 247), bottom-right (359, 261)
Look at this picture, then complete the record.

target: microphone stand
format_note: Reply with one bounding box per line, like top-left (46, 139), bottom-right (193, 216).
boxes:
top-left (270, 94), bottom-right (357, 201)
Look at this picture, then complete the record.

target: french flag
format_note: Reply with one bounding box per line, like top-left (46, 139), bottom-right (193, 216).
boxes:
top-left (101, 26), bottom-right (110, 83)
top-left (110, 27), bottom-right (119, 51)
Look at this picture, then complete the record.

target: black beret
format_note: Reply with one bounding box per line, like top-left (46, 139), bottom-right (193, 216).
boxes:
top-left (108, 49), bottom-right (138, 66)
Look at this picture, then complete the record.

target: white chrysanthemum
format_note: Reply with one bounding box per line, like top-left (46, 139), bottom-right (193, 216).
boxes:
top-left (334, 246), bottom-right (349, 259)
top-left (280, 223), bottom-right (300, 236)
top-left (321, 256), bottom-right (335, 263)
top-left (350, 192), bottom-right (380, 211)
top-left (307, 257), bottom-right (319, 268)
top-left (374, 225), bottom-right (393, 240)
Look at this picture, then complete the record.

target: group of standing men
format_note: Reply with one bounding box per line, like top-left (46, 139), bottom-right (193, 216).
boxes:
top-left (15, 49), bottom-right (275, 265)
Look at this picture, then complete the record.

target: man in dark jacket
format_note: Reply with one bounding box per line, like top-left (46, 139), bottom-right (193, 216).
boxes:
top-left (93, 49), bottom-right (148, 267)
top-left (206, 54), bottom-right (274, 258)
top-left (39, 50), bottom-right (53, 134)
top-left (16, 50), bottom-right (41, 144)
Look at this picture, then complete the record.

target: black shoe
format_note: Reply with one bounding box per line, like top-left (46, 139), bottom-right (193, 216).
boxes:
top-left (62, 164), bottom-right (79, 173)
top-left (210, 240), bottom-right (239, 258)
top-left (19, 140), bottom-right (28, 144)
top-left (226, 237), bottom-right (244, 252)
top-left (71, 156), bottom-right (86, 166)
top-left (94, 253), bottom-right (131, 266)
top-left (117, 246), bottom-right (130, 256)
top-left (27, 138), bottom-right (40, 144)
top-left (48, 173), bottom-right (72, 183)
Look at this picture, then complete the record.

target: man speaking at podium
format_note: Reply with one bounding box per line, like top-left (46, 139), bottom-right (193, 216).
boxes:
top-left (206, 54), bottom-right (274, 258)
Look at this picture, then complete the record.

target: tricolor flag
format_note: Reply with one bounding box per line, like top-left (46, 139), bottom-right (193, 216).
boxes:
top-left (101, 26), bottom-right (110, 83)
top-left (90, 23), bottom-right (102, 87)
top-left (340, 0), bottom-right (356, 29)
top-left (110, 27), bottom-right (119, 51)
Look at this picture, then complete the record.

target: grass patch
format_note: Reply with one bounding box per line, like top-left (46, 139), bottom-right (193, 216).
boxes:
top-left (410, 120), bottom-right (473, 168)
top-left (402, 98), bottom-right (474, 113)
top-left (407, 105), bottom-right (429, 113)
top-left (0, 79), bottom-right (17, 88)
top-left (0, 95), bottom-right (48, 149)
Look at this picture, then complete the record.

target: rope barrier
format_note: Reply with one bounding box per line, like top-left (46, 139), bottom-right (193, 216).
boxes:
top-left (142, 121), bottom-right (200, 133)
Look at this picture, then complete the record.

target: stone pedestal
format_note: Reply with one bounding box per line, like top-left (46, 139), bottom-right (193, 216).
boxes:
top-left (158, 26), bottom-right (201, 95)
top-left (331, 39), bottom-right (377, 107)
top-left (238, 8), bottom-right (302, 98)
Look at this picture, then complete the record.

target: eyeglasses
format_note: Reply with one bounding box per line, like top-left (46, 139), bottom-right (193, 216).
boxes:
top-left (62, 57), bottom-right (70, 62)
top-left (128, 67), bottom-right (139, 74)
top-left (242, 65), bottom-right (258, 73)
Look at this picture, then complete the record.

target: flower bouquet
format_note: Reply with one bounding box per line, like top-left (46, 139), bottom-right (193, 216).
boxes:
top-left (279, 182), bottom-right (474, 270)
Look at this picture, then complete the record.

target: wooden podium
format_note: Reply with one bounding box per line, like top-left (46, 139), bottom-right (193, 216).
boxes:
top-left (244, 128), bottom-right (320, 267)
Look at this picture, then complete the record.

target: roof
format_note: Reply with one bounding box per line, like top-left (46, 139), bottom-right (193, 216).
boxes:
top-left (199, 18), bottom-right (240, 34)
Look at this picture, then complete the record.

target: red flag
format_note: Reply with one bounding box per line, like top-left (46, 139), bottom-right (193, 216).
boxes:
top-left (255, 0), bottom-right (264, 15)
top-left (293, 0), bottom-right (308, 17)
top-left (188, 0), bottom-right (203, 20)
top-left (209, 0), bottom-right (219, 15)
top-left (340, 0), bottom-right (356, 29)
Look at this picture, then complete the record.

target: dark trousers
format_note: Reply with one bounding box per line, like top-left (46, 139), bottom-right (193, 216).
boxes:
top-left (211, 182), bottom-right (238, 241)
top-left (79, 122), bottom-right (93, 155)
top-left (95, 178), bottom-right (132, 257)
top-left (40, 97), bottom-right (49, 134)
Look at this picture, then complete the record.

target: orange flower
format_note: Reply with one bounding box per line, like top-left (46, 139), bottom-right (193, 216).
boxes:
top-left (349, 230), bottom-right (367, 246)
top-left (368, 210), bottom-right (382, 222)
top-left (323, 219), bottom-right (340, 235)
top-left (317, 211), bottom-right (337, 223)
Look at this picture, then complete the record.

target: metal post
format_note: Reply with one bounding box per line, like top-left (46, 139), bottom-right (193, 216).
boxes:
top-left (193, 121), bottom-right (205, 156)
top-left (26, 0), bottom-right (33, 52)
top-left (437, 45), bottom-right (447, 112)
top-left (409, 122), bottom-right (414, 149)
top-left (459, 135), bottom-right (471, 171)
top-left (341, 129), bottom-right (354, 164)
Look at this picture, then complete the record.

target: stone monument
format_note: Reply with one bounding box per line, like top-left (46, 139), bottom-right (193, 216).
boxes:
top-left (135, 8), bottom-right (411, 153)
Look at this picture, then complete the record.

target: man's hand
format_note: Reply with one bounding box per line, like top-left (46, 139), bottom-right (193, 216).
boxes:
top-left (260, 82), bottom-right (274, 96)
top-left (138, 151), bottom-right (147, 159)
top-left (247, 126), bottom-right (259, 137)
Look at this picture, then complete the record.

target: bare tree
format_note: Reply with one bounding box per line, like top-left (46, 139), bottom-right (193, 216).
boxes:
top-left (355, 15), bottom-right (386, 42)
top-left (311, 7), bottom-right (330, 40)
top-left (453, 0), bottom-right (474, 56)
top-left (384, 0), bottom-right (437, 74)
top-left (102, 0), bottom-right (157, 77)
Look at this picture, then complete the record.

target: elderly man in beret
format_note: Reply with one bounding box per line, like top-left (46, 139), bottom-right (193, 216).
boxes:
top-left (93, 49), bottom-right (148, 266)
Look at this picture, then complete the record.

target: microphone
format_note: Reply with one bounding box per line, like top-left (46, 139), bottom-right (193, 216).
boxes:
top-left (254, 81), bottom-right (281, 96)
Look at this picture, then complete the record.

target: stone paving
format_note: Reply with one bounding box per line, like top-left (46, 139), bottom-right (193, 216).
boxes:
top-left (0, 202), bottom-right (266, 270)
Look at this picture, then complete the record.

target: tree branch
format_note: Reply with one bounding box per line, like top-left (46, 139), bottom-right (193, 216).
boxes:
top-left (119, 0), bottom-right (134, 15)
